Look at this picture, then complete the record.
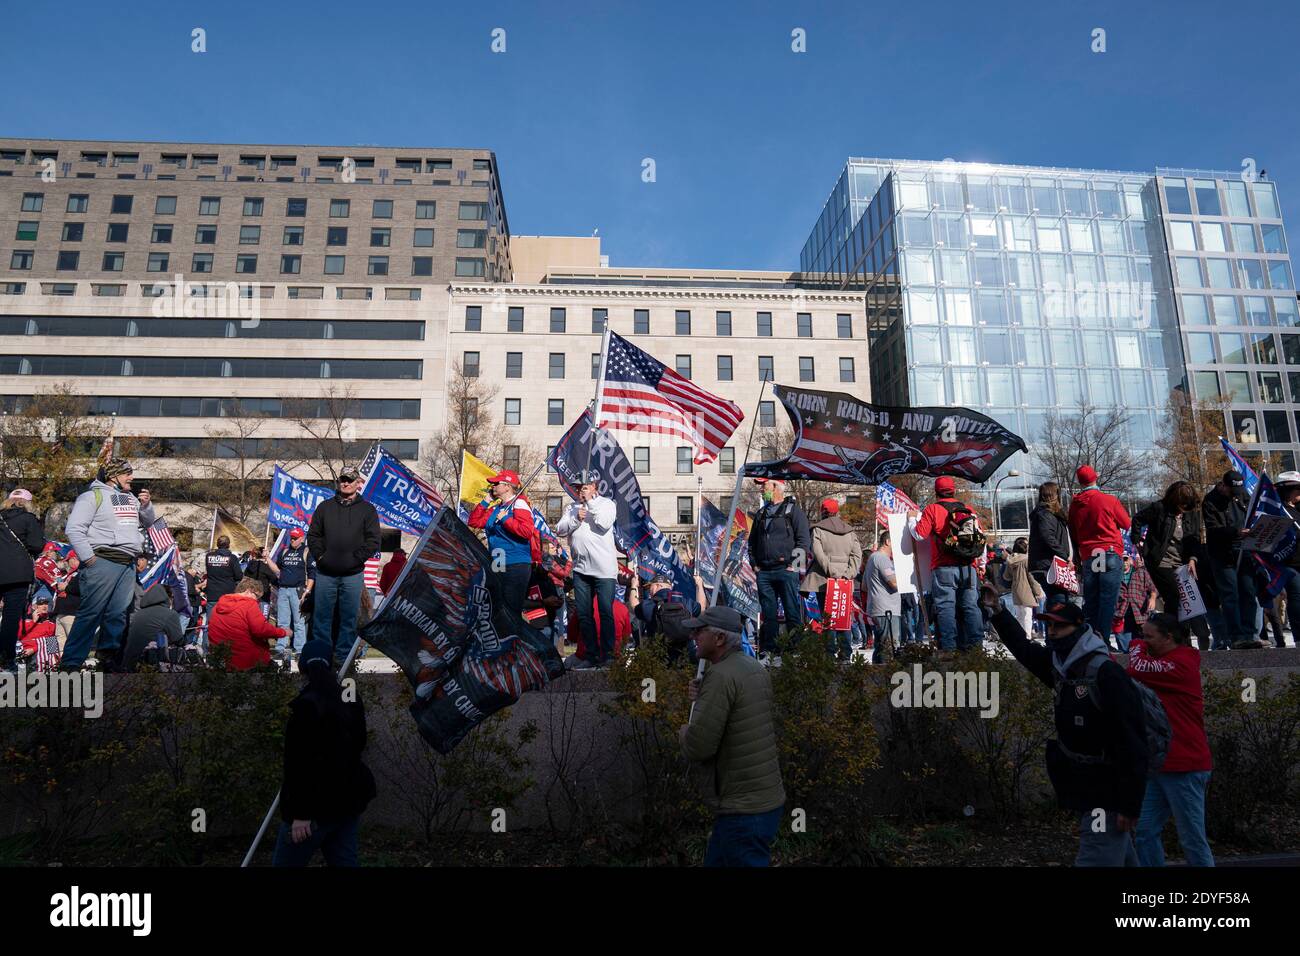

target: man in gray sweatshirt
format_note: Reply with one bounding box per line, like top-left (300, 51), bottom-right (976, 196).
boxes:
top-left (62, 458), bottom-right (156, 670)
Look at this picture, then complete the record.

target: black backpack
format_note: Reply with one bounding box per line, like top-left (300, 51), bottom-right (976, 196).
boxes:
top-left (1057, 651), bottom-right (1172, 777)
top-left (938, 501), bottom-right (985, 562)
top-left (654, 597), bottom-right (694, 646)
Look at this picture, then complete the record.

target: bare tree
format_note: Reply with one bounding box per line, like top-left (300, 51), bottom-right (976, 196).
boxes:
top-left (424, 362), bottom-right (513, 502)
top-left (283, 385), bottom-right (361, 484)
top-left (181, 402), bottom-right (283, 523)
top-left (1037, 405), bottom-right (1145, 504)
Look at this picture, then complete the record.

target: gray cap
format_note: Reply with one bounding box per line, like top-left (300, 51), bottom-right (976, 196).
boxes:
top-left (681, 605), bottom-right (744, 635)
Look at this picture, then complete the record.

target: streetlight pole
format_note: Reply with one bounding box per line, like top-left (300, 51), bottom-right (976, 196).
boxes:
top-left (992, 470), bottom-right (1021, 535)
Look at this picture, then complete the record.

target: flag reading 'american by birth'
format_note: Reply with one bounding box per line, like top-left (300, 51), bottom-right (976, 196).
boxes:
top-left (598, 331), bottom-right (743, 464)
top-left (745, 385), bottom-right (1027, 486)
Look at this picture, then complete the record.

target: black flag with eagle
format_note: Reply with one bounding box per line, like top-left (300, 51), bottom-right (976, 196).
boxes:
top-left (745, 384), bottom-right (1027, 485)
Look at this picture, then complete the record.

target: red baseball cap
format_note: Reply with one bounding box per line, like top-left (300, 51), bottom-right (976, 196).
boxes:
top-left (935, 476), bottom-right (956, 494)
top-left (487, 470), bottom-right (521, 486)
top-left (289, 528), bottom-right (305, 539)
top-left (821, 498), bottom-right (840, 515)
top-left (1076, 465), bottom-right (1098, 485)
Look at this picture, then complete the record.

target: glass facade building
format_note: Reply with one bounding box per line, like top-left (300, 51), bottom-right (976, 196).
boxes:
top-left (801, 159), bottom-right (1297, 526)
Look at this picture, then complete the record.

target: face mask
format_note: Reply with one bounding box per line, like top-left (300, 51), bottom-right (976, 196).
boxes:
top-left (761, 488), bottom-right (774, 503)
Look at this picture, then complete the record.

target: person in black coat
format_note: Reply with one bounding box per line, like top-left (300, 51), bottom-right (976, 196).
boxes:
top-left (272, 639), bottom-right (376, 867)
top-left (204, 535), bottom-right (243, 604)
top-left (985, 591), bottom-right (1148, 866)
top-left (1028, 481), bottom-right (1072, 600)
top-left (0, 490), bottom-right (46, 670)
top-left (1200, 471), bottom-right (1258, 648)
top-left (306, 468), bottom-right (381, 668)
top-left (1133, 482), bottom-right (1211, 649)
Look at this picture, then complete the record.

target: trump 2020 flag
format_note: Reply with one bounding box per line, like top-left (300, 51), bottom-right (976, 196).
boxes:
top-left (138, 544), bottom-right (180, 591)
top-left (745, 385), bottom-right (1026, 485)
top-left (358, 443), bottom-right (443, 536)
top-left (1220, 437), bottom-right (1260, 498)
top-left (269, 466), bottom-right (334, 532)
top-left (1241, 472), bottom-right (1298, 602)
top-left (597, 331), bottom-right (743, 464)
top-left (358, 504), bottom-right (563, 754)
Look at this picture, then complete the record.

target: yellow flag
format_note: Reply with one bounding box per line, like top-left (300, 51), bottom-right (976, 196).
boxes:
top-left (210, 507), bottom-right (262, 554)
top-left (459, 450), bottom-right (497, 506)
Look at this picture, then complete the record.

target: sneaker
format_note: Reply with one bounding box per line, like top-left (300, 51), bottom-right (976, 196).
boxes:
top-left (567, 656), bottom-right (596, 670)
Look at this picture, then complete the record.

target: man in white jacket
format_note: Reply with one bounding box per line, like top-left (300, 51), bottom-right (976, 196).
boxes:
top-left (555, 470), bottom-right (618, 668)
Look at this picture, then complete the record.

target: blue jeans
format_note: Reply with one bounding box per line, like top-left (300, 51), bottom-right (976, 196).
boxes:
top-left (871, 612), bottom-right (901, 663)
top-left (62, 557), bottom-right (138, 667)
top-left (271, 816), bottom-right (361, 867)
top-left (312, 571), bottom-right (363, 666)
top-left (930, 565), bottom-right (984, 651)
top-left (1211, 559), bottom-right (1259, 648)
top-left (756, 568), bottom-right (802, 653)
top-left (900, 594), bottom-right (926, 645)
top-left (1135, 770), bottom-right (1214, 867)
top-left (275, 586), bottom-right (306, 653)
top-left (1080, 552), bottom-right (1123, 639)
top-left (704, 805), bottom-right (783, 867)
top-left (1284, 575), bottom-right (1300, 648)
top-left (572, 572), bottom-right (616, 663)
top-left (1075, 810), bottom-right (1139, 867)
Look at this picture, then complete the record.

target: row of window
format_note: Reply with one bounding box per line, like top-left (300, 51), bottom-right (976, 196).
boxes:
top-left (1190, 368), bottom-right (1300, 408)
top-left (14, 220), bottom-right (486, 249)
top-left (8, 249), bottom-right (487, 278)
top-left (0, 394), bottom-right (421, 419)
top-left (1, 316), bottom-right (425, 341)
top-left (18, 192), bottom-right (489, 221)
top-left (1, 170), bottom-right (491, 187)
top-left (1181, 294), bottom-right (1300, 328)
top-left (0, 281), bottom-right (427, 301)
top-left (1185, 331), bottom-right (1300, 367)
top-left (0, 148), bottom-right (490, 174)
top-left (136, 436), bottom-right (420, 461)
top-left (464, 349), bottom-right (855, 384)
top-left (462, 305), bottom-right (857, 338)
top-left (496, 396), bottom-right (783, 430)
top-left (0, 356), bottom-right (422, 379)
top-left (1172, 255), bottom-right (1294, 292)
top-left (1163, 178), bottom-right (1282, 220)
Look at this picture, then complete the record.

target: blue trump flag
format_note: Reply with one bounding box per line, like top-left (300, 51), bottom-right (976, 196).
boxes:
top-left (1242, 472), bottom-right (1299, 601)
top-left (138, 544), bottom-right (180, 591)
top-left (358, 443), bottom-right (440, 536)
top-left (1221, 437), bottom-right (1260, 497)
top-left (268, 466), bottom-right (333, 532)
top-left (547, 409), bottom-right (695, 598)
top-left (358, 504), bottom-right (564, 754)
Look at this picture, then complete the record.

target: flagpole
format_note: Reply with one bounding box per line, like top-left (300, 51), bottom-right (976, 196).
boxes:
top-left (586, 325), bottom-right (613, 473)
top-left (209, 507), bottom-right (218, 550)
top-left (695, 475), bottom-right (703, 557)
top-left (708, 374), bottom-right (770, 607)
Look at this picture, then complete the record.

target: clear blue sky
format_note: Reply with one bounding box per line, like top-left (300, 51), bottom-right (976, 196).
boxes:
top-left (5, 0), bottom-right (1298, 271)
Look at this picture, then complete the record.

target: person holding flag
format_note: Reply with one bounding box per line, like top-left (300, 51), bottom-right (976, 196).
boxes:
top-left (267, 528), bottom-right (314, 659)
top-left (1201, 470), bottom-right (1258, 649)
top-left (468, 469), bottom-right (541, 617)
top-left (1254, 471), bottom-right (1300, 646)
top-left (555, 470), bottom-right (619, 668)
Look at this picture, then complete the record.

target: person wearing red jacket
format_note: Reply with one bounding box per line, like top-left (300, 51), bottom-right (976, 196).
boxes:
top-left (208, 578), bottom-right (287, 671)
top-left (908, 476), bottom-right (984, 651)
top-left (377, 546), bottom-right (407, 596)
top-left (1067, 465), bottom-right (1132, 640)
top-left (1127, 612), bottom-right (1214, 867)
top-left (468, 470), bottom-right (541, 617)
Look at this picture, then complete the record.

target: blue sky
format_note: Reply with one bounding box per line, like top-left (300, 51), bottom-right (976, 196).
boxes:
top-left (5, 0), bottom-right (1298, 271)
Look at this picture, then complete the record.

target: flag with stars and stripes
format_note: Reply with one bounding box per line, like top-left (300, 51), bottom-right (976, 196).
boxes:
top-left (875, 481), bottom-right (919, 528)
top-left (745, 385), bottom-right (1026, 486)
top-left (597, 331), bottom-right (743, 464)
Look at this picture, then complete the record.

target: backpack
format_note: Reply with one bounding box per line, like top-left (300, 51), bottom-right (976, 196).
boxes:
top-left (938, 501), bottom-right (985, 562)
top-left (654, 596), bottom-right (694, 646)
top-left (755, 501), bottom-right (798, 566)
top-left (1057, 651), bottom-right (1171, 776)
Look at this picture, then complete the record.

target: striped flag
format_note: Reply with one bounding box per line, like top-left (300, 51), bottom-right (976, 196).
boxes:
top-left (33, 631), bottom-right (61, 671)
top-left (139, 544), bottom-right (180, 591)
top-left (875, 480), bottom-right (919, 527)
top-left (364, 553), bottom-right (382, 590)
top-left (597, 331), bottom-right (743, 464)
top-left (146, 516), bottom-right (176, 556)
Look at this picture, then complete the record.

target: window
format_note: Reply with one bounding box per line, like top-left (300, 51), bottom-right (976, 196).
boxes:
top-left (198, 196), bottom-right (220, 215)
top-left (463, 351), bottom-right (481, 377)
top-left (234, 255), bottom-right (256, 274)
top-left (15, 221), bottom-right (38, 241)
top-left (413, 228), bottom-right (434, 247)
top-left (459, 201), bottom-right (488, 220)
top-left (837, 314), bottom-right (853, 338)
top-left (63, 222), bottom-right (85, 241)
top-left (465, 306), bottom-right (482, 331)
top-left (506, 352), bottom-right (523, 378)
top-left (716, 310), bottom-right (732, 336)
top-left (457, 229), bottom-right (486, 248)
top-left (799, 357), bottom-right (815, 381)
top-left (840, 357), bottom-right (856, 382)
top-left (102, 252), bottom-right (124, 272)
top-left (676, 310), bottom-right (691, 335)
top-left (286, 198), bottom-right (307, 217)
top-left (634, 309), bottom-right (650, 334)
top-left (106, 223), bottom-right (128, 242)
top-left (633, 447), bottom-right (651, 474)
top-left (368, 256), bottom-right (389, 276)
top-left (548, 399), bottom-right (564, 425)
top-left (717, 355), bottom-right (733, 380)
top-left (283, 226), bottom-right (303, 245)
top-left (9, 251), bottom-right (32, 270)
top-left (327, 227), bottom-right (347, 246)
top-left (190, 253), bottom-right (213, 273)
top-left (455, 258), bottom-right (485, 277)
top-left (549, 353), bottom-right (565, 378)
top-left (193, 225), bottom-right (216, 245)
top-left (758, 400), bottom-right (776, 427)
top-left (370, 228), bottom-right (391, 247)
top-left (668, 495), bottom-right (694, 527)
top-left (242, 197), bottom-right (263, 217)
top-left (757, 311), bottom-right (772, 336)
top-left (416, 200), bottom-right (436, 219)
top-left (21, 193), bottom-right (43, 212)
top-left (373, 199), bottom-right (393, 219)
top-left (508, 307), bottom-right (524, 332)
top-left (591, 353), bottom-right (601, 379)
top-left (67, 194), bottom-right (89, 213)
top-left (592, 308), bottom-right (607, 333)
top-left (675, 354), bottom-right (692, 378)
top-left (57, 251), bottom-right (80, 270)
top-left (797, 313), bottom-right (813, 337)
top-left (147, 253), bottom-right (169, 272)
top-left (504, 398), bottom-right (521, 425)
top-left (150, 224), bottom-right (171, 243)
top-left (719, 448), bottom-right (735, 474)
top-left (280, 255), bottom-right (300, 275)
top-left (498, 445), bottom-right (520, 473)
top-left (411, 257), bottom-right (432, 276)
top-left (758, 356), bottom-right (774, 380)
top-left (239, 225), bottom-right (260, 244)
top-left (324, 255), bottom-right (345, 275)
top-left (677, 447), bottom-right (693, 475)
top-left (550, 308), bottom-right (567, 333)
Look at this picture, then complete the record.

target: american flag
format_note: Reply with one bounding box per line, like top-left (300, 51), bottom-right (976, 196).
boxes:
top-left (875, 481), bottom-right (919, 527)
top-left (364, 553), bottom-right (382, 590)
top-left (597, 332), bottom-right (743, 464)
top-left (146, 517), bottom-right (185, 577)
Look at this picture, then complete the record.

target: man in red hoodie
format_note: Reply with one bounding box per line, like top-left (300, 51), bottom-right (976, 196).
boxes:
top-left (1067, 465), bottom-right (1131, 639)
top-left (1127, 612), bottom-right (1214, 866)
top-left (908, 476), bottom-right (984, 651)
top-left (208, 578), bottom-right (287, 671)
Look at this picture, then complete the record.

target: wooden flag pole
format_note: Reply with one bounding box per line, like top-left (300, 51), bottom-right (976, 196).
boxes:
top-left (708, 374), bottom-right (770, 607)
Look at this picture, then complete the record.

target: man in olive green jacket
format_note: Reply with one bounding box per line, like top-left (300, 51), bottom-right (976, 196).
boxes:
top-left (680, 606), bottom-right (786, 866)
